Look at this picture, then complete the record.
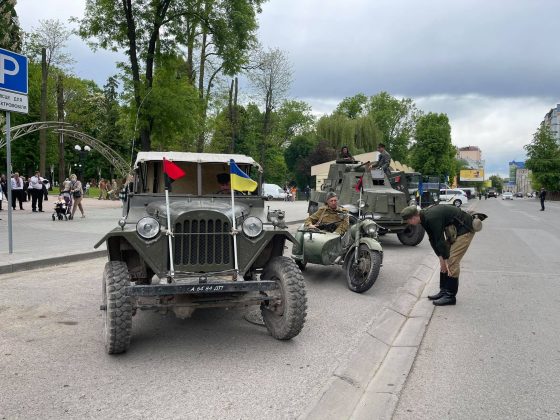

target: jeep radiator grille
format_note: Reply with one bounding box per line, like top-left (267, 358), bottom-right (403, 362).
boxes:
top-left (173, 218), bottom-right (232, 267)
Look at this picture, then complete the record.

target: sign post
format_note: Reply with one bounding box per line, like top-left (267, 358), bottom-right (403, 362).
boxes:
top-left (1, 48), bottom-right (29, 254)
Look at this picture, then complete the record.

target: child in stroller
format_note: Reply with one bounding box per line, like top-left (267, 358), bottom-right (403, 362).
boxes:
top-left (52, 195), bottom-right (69, 221)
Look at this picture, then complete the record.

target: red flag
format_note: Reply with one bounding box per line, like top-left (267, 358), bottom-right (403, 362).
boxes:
top-left (355, 176), bottom-right (363, 192)
top-left (163, 158), bottom-right (186, 181)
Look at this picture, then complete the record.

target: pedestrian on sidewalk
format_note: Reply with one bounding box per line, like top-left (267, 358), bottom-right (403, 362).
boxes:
top-left (401, 205), bottom-right (477, 306)
top-left (70, 174), bottom-right (85, 219)
top-left (30, 171), bottom-right (45, 212)
top-left (0, 174), bottom-right (7, 211)
top-left (10, 172), bottom-right (24, 210)
top-left (539, 187), bottom-right (546, 211)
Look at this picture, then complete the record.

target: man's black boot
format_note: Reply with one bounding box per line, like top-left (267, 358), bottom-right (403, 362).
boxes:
top-left (433, 276), bottom-right (458, 306)
top-left (428, 272), bottom-right (447, 300)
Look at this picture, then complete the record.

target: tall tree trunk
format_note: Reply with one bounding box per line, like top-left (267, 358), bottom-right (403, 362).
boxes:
top-left (57, 74), bottom-right (65, 187)
top-left (195, 27), bottom-right (208, 152)
top-left (231, 77), bottom-right (239, 153)
top-left (39, 47), bottom-right (47, 175)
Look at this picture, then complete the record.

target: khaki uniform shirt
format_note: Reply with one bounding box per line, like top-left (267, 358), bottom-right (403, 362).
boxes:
top-left (305, 205), bottom-right (349, 235)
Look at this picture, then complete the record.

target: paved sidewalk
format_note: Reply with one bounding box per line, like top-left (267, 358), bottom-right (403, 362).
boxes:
top-left (0, 198), bottom-right (309, 274)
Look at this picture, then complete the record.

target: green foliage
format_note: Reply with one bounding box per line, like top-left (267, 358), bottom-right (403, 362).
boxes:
top-left (409, 112), bottom-right (455, 180)
top-left (524, 123), bottom-right (560, 190)
top-left (316, 113), bottom-right (380, 153)
top-left (334, 93), bottom-right (368, 119)
top-left (366, 92), bottom-right (420, 163)
top-left (284, 135), bottom-right (317, 186)
top-left (272, 100), bottom-right (315, 147)
top-left (0, 0), bottom-right (22, 52)
top-left (489, 175), bottom-right (504, 191)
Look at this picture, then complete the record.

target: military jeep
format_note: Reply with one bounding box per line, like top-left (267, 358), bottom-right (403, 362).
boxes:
top-left (95, 152), bottom-right (307, 354)
top-left (309, 161), bottom-right (425, 246)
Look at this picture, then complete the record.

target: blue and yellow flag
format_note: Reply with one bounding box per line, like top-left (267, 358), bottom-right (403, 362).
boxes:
top-left (230, 159), bottom-right (257, 192)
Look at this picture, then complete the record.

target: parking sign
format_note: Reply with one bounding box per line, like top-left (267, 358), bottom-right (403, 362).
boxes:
top-left (0, 48), bottom-right (28, 114)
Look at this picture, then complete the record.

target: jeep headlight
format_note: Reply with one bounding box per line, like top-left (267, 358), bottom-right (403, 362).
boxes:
top-left (136, 217), bottom-right (160, 239)
top-left (242, 216), bottom-right (263, 238)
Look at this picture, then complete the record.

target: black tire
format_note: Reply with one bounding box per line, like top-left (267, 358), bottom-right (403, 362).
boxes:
top-left (345, 245), bottom-right (381, 293)
top-left (397, 224), bottom-right (425, 246)
top-left (453, 199), bottom-right (462, 207)
top-left (102, 261), bottom-right (133, 354)
top-left (267, 195), bottom-right (273, 201)
top-left (260, 256), bottom-right (307, 340)
top-left (52, 214), bottom-right (55, 221)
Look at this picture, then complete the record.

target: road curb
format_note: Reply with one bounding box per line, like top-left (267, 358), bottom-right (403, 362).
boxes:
top-left (301, 254), bottom-right (438, 420)
top-left (0, 249), bottom-right (107, 275)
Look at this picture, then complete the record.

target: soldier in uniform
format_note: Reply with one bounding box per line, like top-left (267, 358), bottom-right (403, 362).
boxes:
top-left (305, 191), bottom-right (349, 235)
top-left (369, 143), bottom-right (392, 177)
top-left (401, 204), bottom-right (476, 306)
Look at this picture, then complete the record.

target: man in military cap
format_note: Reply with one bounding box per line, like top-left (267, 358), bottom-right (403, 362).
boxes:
top-left (305, 191), bottom-right (349, 235)
top-left (401, 204), bottom-right (476, 306)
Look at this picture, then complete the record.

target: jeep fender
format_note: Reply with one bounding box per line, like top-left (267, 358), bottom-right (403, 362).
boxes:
top-left (94, 227), bottom-right (167, 274)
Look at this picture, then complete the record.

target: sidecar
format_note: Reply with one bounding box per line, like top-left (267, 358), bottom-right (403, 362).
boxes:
top-left (292, 219), bottom-right (383, 293)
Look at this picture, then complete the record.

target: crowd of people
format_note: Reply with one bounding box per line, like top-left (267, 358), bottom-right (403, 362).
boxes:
top-left (0, 172), bottom-right (97, 220)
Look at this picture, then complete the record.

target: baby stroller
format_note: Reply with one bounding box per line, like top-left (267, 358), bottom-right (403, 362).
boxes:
top-left (53, 194), bottom-right (72, 221)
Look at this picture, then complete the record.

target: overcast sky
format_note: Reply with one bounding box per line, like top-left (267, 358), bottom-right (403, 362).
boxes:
top-left (16, 0), bottom-right (560, 177)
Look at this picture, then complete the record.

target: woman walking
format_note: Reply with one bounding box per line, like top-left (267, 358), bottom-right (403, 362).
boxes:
top-left (70, 174), bottom-right (85, 219)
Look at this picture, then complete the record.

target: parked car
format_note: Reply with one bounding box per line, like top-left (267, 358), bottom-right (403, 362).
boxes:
top-left (487, 191), bottom-right (498, 198)
top-left (515, 192), bottom-right (524, 198)
top-left (502, 191), bottom-right (513, 200)
top-left (262, 183), bottom-right (287, 200)
top-left (439, 189), bottom-right (468, 207)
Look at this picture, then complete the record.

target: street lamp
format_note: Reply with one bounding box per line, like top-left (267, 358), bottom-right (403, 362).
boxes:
top-left (74, 145), bottom-right (91, 182)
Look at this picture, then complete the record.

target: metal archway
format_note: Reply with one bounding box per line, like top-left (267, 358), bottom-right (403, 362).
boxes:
top-left (1, 121), bottom-right (131, 177)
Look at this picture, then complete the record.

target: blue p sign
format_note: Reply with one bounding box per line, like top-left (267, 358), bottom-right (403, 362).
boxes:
top-left (0, 48), bottom-right (28, 95)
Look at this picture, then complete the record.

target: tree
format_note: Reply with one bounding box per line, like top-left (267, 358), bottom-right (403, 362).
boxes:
top-left (524, 123), bottom-right (560, 191)
top-left (284, 135), bottom-right (316, 186)
top-left (78, 0), bottom-right (175, 152)
top-left (272, 100), bottom-right (315, 148)
top-left (366, 92), bottom-right (420, 164)
top-left (488, 175), bottom-right (504, 192)
top-left (25, 19), bottom-right (73, 175)
top-left (409, 112), bottom-right (455, 179)
top-left (247, 47), bottom-right (292, 169)
top-left (172, 0), bottom-right (265, 152)
top-left (316, 112), bottom-right (380, 153)
top-left (0, 0), bottom-right (22, 52)
top-left (334, 93), bottom-right (368, 119)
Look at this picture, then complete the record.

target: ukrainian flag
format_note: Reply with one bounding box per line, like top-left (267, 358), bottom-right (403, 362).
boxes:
top-left (230, 159), bottom-right (257, 192)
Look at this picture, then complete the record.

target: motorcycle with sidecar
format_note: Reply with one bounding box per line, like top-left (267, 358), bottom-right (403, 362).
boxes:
top-left (291, 212), bottom-right (383, 293)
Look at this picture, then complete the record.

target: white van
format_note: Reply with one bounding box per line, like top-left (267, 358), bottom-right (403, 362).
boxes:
top-left (262, 183), bottom-right (287, 200)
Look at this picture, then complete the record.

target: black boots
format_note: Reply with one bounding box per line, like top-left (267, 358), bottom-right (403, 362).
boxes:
top-left (428, 272), bottom-right (447, 300)
top-left (433, 276), bottom-right (459, 306)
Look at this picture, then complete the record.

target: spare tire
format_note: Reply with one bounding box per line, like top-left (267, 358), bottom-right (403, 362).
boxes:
top-left (397, 224), bottom-right (425, 246)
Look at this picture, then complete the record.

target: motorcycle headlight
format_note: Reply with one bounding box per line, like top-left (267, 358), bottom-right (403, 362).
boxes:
top-left (362, 220), bottom-right (378, 235)
top-left (242, 216), bottom-right (263, 238)
top-left (136, 217), bottom-right (160, 239)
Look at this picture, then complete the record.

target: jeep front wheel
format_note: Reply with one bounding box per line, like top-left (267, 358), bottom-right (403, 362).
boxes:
top-left (260, 256), bottom-right (307, 340)
top-left (397, 224), bottom-right (425, 246)
top-left (102, 261), bottom-right (133, 354)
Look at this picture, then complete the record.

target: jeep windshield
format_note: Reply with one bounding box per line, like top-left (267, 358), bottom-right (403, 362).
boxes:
top-left (133, 152), bottom-right (262, 195)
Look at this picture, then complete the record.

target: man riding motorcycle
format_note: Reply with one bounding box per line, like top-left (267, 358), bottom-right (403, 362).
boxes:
top-left (304, 191), bottom-right (349, 235)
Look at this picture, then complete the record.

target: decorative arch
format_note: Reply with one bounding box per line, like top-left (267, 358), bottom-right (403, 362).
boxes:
top-left (1, 121), bottom-right (131, 177)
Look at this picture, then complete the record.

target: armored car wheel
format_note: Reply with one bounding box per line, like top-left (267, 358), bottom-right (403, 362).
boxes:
top-left (397, 224), bottom-right (425, 246)
top-left (102, 261), bottom-right (133, 354)
top-left (345, 245), bottom-right (381, 293)
top-left (260, 256), bottom-right (307, 340)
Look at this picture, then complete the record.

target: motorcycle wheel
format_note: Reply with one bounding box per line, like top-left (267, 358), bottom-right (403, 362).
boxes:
top-left (345, 245), bottom-right (381, 293)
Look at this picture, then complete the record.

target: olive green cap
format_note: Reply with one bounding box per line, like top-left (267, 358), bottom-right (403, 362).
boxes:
top-left (400, 205), bottom-right (419, 220)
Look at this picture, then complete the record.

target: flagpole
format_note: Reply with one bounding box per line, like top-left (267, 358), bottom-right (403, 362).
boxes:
top-left (165, 187), bottom-right (175, 276)
top-left (230, 171), bottom-right (239, 276)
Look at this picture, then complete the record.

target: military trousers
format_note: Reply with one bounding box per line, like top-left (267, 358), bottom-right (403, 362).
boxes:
top-left (447, 232), bottom-right (475, 277)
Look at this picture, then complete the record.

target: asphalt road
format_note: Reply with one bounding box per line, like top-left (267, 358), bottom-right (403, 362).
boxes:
top-left (0, 222), bottom-right (433, 419)
top-left (394, 197), bottom-right (560, 419)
